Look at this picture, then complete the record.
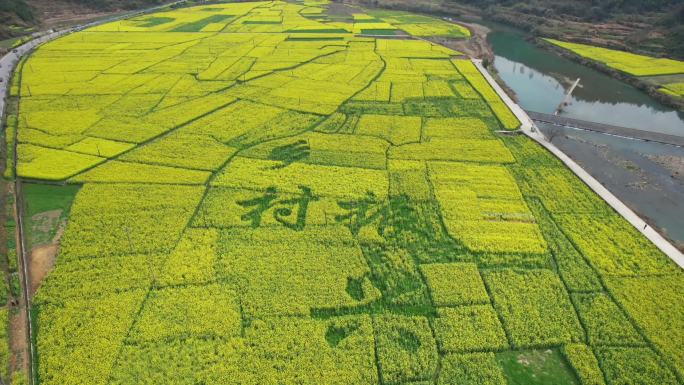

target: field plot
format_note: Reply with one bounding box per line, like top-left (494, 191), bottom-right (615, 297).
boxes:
top-left (544, 38), bottom-right (684, 99)
top-left (5, 1), bottom-right (683, 385)
top-left (544, 38), bottom-right (684, 77)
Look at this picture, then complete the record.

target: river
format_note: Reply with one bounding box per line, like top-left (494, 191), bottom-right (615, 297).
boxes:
top-left (488, 27), bottom-right (684, 136)
top-left (486, 25), bottom-right (684, 248)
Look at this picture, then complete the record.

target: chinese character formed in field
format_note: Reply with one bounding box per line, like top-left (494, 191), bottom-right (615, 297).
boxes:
top-left (336, 192), bottom-right (388, 235)
top-left (237, 187), bottom-right (279, 228)
top-left (274, 186), bottom-right (318, 231)
top-left (269, 140), bottom-right (310, 169)
top-left (237, 186), bottom-right (318, 231)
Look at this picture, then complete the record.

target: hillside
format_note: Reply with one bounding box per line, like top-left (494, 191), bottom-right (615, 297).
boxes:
top-left (0, 0), bottom-right (35, 40)
top-left (0, 0), bottom-right (168, 41)
top-left (349, 0), bottom-right (684, 59)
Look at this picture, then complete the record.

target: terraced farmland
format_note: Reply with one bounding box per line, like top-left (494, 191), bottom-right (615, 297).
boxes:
top-left (2, 1), bottom-right (683, 385)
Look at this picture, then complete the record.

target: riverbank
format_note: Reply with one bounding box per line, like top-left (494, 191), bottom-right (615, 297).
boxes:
top-left (426, 21), bottom-right (493, 61)
top-left (487, 27), bottom-right (684, 136)
top-left (472, 58), bottom-right (684, 267)
top-left (537, 123), bottom-right (684, 251)
top-left (538, 39), bottom-right (684, 112)
top-left (483, 23), bottom-right (684, 251)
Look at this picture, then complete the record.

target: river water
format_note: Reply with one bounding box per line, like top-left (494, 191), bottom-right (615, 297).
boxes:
top-left (486, 26), bottom-right (684, 247)
top-left (488, 27), bottom-right (684, 136)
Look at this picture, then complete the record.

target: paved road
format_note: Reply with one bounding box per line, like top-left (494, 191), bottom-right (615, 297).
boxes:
top-left (0, 29), bottom-right (69, 119)
top-left (472, 59), bottom-right (684, 269)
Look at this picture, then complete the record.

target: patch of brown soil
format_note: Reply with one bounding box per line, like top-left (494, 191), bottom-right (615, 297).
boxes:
top-left (429, 21), bottom-right (492, 60)
top-left (29, 244), bottom-right (58, 297)
top-left (29, 0), bottom-right (116, 27)
top-left (31, 209), bottom-right (61, 235)
top-left (28, 0), bottom-right (175, 29)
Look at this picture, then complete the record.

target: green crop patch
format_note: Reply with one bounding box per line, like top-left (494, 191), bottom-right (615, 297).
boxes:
top-left (171, 15), bottom-right (233, 32)
top-left (136, 17), bottom-right (176, 28)
top-left (496, 349), bottom-right (579, 385)
top-left (9, 1), bottom-right (681, 384)
top-left (22, 183), bottom-right (80, 246)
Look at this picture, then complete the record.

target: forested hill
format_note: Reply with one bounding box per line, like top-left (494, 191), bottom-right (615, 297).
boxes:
top-left (0, 0), bottom-right (34, 24)
top-left (478, 0), bottom-right (683, 59)
top-left (453, 0), bottom-right (681, 15)
top-left (355, 0), bottom-right (684, 59)
top-left (0, 0), bottom-right (167, 41)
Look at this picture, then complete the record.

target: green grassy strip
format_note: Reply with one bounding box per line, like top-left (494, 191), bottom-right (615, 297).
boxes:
top-left (171, 15), bottom-right (233, 32)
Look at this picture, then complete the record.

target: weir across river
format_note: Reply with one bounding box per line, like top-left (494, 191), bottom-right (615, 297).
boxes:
top-left (526, 111), bottom-right (684, 147)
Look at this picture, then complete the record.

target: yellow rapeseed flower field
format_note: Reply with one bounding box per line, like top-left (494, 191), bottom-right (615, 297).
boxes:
top-left (545, 38), bottom-right (684, 77)
top-left (4, 1), bottom-right (682, 384)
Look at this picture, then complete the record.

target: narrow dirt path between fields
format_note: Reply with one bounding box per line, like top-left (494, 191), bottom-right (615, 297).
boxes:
top-left (10, 309), bottom-right (28, 375)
